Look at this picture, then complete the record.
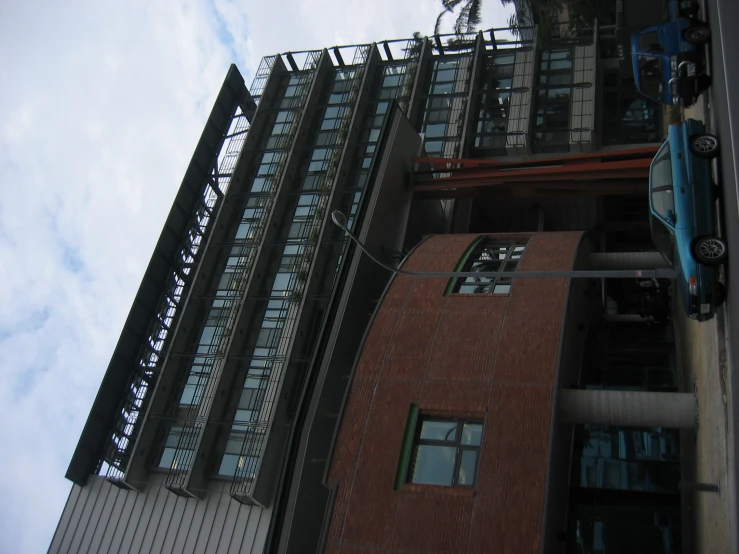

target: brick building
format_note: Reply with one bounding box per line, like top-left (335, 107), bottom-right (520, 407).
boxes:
top-left (325, 232), bottom-right (686, 553)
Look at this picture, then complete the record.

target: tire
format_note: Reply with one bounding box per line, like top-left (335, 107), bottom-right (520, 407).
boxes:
top-left (697, 73), bottom-right (712, 91)
top-left (714, 281), bottom-right (726, 307)
top-left (693, 236), bottom-right (727, 266)
top-left (684, 24), bottom-right (711, 45)
top-left (689, 134), bottom-right (720, 158)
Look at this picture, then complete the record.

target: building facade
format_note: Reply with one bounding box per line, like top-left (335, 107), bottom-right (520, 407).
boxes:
top-left (51, 19), bottom-right (677, 554)
top-left (325, 232), bottom-right (683, 554)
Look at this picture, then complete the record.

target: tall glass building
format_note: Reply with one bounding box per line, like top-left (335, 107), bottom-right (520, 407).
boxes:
top-left (51, 23), bottom-right (673, 554)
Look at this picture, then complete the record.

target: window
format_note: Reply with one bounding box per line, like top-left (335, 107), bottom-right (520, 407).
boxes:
top-left (451, 237), bottom-right (528, 295)
top-left (408, 418), bottom-right (483, 487)
top-left (650, 145), bottom-right (675, 222)
top-left (637, 56), bottom-right (662, 102)
top-left (473, 52), bottom-right (516, 154)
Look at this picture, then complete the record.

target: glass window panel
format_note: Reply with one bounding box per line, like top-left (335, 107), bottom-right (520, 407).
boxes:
top-left (368, 128), bottom-right (380, 142)
top-left (462, 423), bottom-right (483, 446)
top-left (435, 68), bottom-right (457, 82)
top-left (493, 52), bottom-right (515, 65)
top-left (325, 106), bottom-right (342, 118)
top-left (424, 123), bottom-right (447, 138)
top-left (329, 92), bottom-right (349, 104)
top-left (218, 454), bottom-right (240, 476)
top-left (180, 384), bottom-right (198, 405)
top-left (376, 101), bottom-right (389, 114)
top-left (321, 118), bottom-right (341, 130)
top-left (425, 140), bottom-right (444, 154)
top-left (159, 447), bottom-right (177, 469)
top-left (420, 420), bottom-right (458, 441)
top-left (383, 74), bottom-right (401, 87)
top-left (550, 59), bottom-right (572, 71)
top-left (457, 450), bottom-right (478, 485)
top-left (411, 445), bottom-right (456, 485)
top-left (435, 59), bottom-right (460, 70)
top-left (426, 109), bottom-right (449, 124)
top-left (431, 82), bottom-right (454, 95)
top-left (272, 272), bottom-right (292, 292)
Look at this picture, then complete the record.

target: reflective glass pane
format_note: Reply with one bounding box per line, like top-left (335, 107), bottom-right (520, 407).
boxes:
top-left (420, 420), bottom-right (458, 441)
top-left (218, 454), bottom-right (240, 476)
top-left (462, 423), bottom-right (483, 445)
top-left (412, 445), bottom-right (456, 485)
top-left (457, 450), bottom-right (478, 485)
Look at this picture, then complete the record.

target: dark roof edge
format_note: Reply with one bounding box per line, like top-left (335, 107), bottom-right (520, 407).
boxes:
top-left (66, 65), bottom-right (248, 485)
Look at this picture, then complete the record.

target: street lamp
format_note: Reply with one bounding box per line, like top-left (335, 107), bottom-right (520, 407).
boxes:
top-left (330, 210), bottom-right (675, 280)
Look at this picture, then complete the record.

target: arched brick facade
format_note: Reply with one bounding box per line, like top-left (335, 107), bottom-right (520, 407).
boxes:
top-left (325, 231), bottom-right (583, 554)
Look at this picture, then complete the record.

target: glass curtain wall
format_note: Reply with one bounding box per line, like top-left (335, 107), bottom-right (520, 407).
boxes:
top-left (533, 49), bottom-right (574, 154)
top-left (157, 72), bottom-right (313, 475)
top-left (420, 55), bottom-right (473, 158)
top-left (222, 66), bottom-right (369, 483)
top-left (567, 321), bottom-right (681, 553)
top-left (473, 51), bottom-right (516, 156)
top-left (602, 69), bottom-right (662, 146)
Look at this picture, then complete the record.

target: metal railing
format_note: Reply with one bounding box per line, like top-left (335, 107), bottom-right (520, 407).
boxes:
top-left (102, 104), bottom-right (250, 480)
top-left (229, 48), bottom-right (372, 503)
top-left (162, 56), bottom-right (322, 491)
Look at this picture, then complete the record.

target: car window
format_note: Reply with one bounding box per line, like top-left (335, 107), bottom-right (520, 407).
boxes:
top-left (638, 56), bottom-right (662, 101)
top-left (650, 146), bottom-right (675, 219)
top-left (650, 214), bottom-right (675, 266)
top-left (638, 31), bottom-right (661, 52)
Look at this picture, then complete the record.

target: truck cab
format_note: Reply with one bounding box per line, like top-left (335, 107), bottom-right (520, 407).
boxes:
top-left (631, 10), bottom-right (710, 107)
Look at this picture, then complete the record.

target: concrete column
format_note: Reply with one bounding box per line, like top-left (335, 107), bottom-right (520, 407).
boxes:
top-left (584, 252), bottom-right (669, 271)
top-left (559, 389), bottom-right (696, 429)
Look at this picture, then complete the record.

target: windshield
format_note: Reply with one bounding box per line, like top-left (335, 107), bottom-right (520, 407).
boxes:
top-left (638, 55), bottom-right (662, 101)
top-left (650, 213), bottom-right (676, 266)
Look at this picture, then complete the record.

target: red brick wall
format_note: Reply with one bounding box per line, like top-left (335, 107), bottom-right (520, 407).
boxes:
top-left (326, 232), bottom-right (583, 554)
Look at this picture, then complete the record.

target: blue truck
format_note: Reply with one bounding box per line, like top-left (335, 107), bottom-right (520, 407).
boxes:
top-left (628, 0), bottom-right (711, 107)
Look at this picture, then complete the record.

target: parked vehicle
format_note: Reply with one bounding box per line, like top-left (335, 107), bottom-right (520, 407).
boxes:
top-left (630, 0), bottom-right (710, 107)
top-left (649, 119), bottom-right (726, 321)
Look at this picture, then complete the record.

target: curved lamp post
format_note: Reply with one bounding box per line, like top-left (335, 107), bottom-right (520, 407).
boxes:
top-left (330, 210), bottom-right (675, 280)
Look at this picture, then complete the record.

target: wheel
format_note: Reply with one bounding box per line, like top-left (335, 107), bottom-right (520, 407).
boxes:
top-left (684, 24), bottom-right (711, 45)
top-left (697, 73), bottom-right (712, 91)
top-left (693, 236), bottom-right (727, 266)
top-left (715, 281), bottom-right (726, 306)
top-left (689, 134), bottom-right (720, 158)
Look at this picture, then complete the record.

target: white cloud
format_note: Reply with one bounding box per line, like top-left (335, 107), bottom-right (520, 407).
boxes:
top-left (0, 0), bottom-right (513, 552)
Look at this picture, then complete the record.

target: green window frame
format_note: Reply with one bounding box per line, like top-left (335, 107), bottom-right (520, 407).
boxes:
top-left (446, 237), bottom-right (528, 295)
top-left (399, 415), bottom-right (483, 488)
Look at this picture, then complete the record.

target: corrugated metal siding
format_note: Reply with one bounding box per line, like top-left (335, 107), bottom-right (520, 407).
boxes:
top-left (49, 475), bottom-right (270, 554)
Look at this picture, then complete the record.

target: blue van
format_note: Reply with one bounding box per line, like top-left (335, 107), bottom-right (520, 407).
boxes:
top-left (631, 5), bottom-right (710, 107)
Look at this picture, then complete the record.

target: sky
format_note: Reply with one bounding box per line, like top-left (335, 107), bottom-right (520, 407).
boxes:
top-left (0, 1), bottom-right (514, 552)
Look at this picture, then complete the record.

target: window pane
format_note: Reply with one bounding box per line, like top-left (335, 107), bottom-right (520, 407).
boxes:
top-left (420, 420), bottom-right (458, 441)
top-left (457, 450), bottom-right (478, 485)
top-left (412, 445), bottom-right (456, 485)
top-left (219, 454), bottom-right (240, 476)
top-left (462, 423), bottom-right (483, 446)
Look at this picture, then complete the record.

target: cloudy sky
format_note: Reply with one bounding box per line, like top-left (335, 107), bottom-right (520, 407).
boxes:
top-left (0, 1), bottom-right (514, 551)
